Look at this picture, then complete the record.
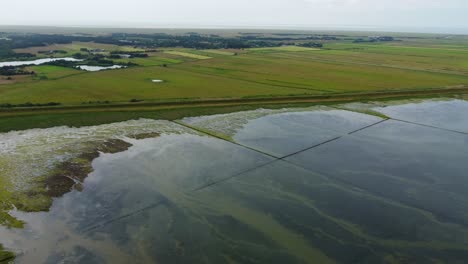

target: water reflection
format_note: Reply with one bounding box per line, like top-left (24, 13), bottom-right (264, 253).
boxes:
top-left (376, 99), bottom-right (468, 133)
top-left (1, 100), bottom-right (468, 263)
top-left (0, 58), bottom-right (81, 67)
top-left (77, 65), bottom-right (125, 72)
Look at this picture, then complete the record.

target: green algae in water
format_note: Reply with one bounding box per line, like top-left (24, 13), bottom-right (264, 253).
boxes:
top-left (1, 104), bottom-right (468, 263)
top-left (0, 119), bottom-right (197, 260)
top-left (0, 244), bottom-right (14, 263)
top-left (180, 106), bottom-right (383, 157)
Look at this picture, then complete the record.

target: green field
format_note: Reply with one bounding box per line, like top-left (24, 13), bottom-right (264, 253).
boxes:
top-left (163, 50), bottom-right (212, 59)
top-left (1, 36), bottom-right (468, 133)
top-left (2, 42), bottom-right (468, 106)
top-left (28, 65), bottom-right (82, 79)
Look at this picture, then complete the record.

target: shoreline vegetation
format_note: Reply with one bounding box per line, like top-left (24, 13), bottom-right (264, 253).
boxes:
top-left (0, 86), bottom-right (467, 133)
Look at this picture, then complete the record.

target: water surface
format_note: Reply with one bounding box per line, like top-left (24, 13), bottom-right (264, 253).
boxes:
top-left (373, 99), bottom-right (468, 133)
top-left (0, 58), bottom-right (81, 67)
top-left (77, 65), bottom-right (126, 72)
top-left (1, 100), bottom-right (468, 263)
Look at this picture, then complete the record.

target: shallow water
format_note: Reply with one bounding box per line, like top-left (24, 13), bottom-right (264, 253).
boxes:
top-left (373, 99), bottom-right (468, 133)
top-left (0, 58), bottom-right (81, 67)
top-left (1, 100), bottom-right (468, 263)
top-left (77, 65), bottom-right (125, 72)
top-left (231, 109), bottom-right (382, 157)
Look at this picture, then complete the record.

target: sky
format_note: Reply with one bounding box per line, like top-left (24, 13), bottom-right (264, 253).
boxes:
top-left (1, 0), bottom-right (467, 32)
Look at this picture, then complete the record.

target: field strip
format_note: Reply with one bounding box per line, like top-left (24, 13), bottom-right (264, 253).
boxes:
top-left (170, 67), bottom-right (336, 93)
top-left (163, 51), bottom-right (212, 59)
top-left (272, 53), bottom-right (468, 77)
top-left (1, 87), bottom-right (468, 118)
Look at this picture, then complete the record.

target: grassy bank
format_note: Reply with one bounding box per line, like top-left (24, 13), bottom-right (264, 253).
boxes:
top-left (1, 87), bottom-right (466, 133)
top-left (0, 245), bottom-right (14, 263)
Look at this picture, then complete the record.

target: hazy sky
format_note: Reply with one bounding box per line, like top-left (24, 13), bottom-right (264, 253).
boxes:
top-left (1, 0), bottom-right (467, 31)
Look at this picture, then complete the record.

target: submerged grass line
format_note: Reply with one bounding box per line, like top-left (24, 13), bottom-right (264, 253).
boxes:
top-left (280, 136), bottom-right (343, 160)
top-left (330, 105), bottom-right (391, 119)
top-left (81, 199), bottom-right (168, 233)
top-left (173, 120), bottom-right (279, 159)
top-left (390, 118), bottom-right (468, 135)
top-left (347, 119), bottom-right (389, 135)
top-left (192, 160), bottom-right (278, 192)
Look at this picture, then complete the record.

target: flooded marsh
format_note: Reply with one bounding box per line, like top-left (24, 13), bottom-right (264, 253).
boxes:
top-left (1, 100), bottom-right (468, 263)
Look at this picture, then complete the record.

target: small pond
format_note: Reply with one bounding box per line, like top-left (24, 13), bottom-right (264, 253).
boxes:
top-left (77, 65), bottom-right (126, 72)
top-left (0, 58), bottom-right (81, 67)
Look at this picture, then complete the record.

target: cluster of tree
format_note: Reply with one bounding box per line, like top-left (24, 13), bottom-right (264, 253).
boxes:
top-left (90, 33), bottom-right (287, 49)
top-left (0, 66), bottom-right (35, 76)
top-left (81, 100), bottom-right (111, 105)
top-left (86, 55), bottom-right (115, 66)
top-left (44, 60), bottom-right (80, 67)
top-left (239, 33), bottom-right (342, 41)
top-left (43, 54), bottom-right (136, 69)
top-left (38, 50), bottom-right (67, 54)
top-left (0, 40), bottom-right (14, 59)
top-left (354, 36), bottom-right (395, 43)
top-left (0, 102), bottom-right (61, 108)
top-left (3, 33), bottom-right (94, 49)
top-left (0, 40), bottom-right (36, 60)
top-left (0, 32), bottom-right (340, 60)
top-left (297, 42), bottom-right (323, 48)
top-left (306, 36), bottom-right (338, 40)
top-left (109, 51), bottom-right (149, 58)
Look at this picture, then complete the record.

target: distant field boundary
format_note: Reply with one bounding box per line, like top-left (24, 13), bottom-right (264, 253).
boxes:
top-left (1, 86), bottom-right (467, 118)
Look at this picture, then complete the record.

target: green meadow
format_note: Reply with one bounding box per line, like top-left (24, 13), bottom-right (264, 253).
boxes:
top-left (1, 37), bottom-right (468, 133)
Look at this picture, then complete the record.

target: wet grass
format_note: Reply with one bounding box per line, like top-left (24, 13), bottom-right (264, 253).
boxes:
top-left (0, 89), bottom-right (465, 133)
top-left (0, 244), bottom-right (14, 263)
top-left (44, 139), bottom-right (133, 197)
top-left (0, 103), bottom-right (331, 133)
top-left (0, 135), bottom-right (158, 238)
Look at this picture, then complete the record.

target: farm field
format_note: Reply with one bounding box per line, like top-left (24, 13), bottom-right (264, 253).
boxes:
top-left (1, 40), bottom-right (468, 107)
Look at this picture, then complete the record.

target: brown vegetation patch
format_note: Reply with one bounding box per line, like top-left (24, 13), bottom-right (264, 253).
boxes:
top-left (128, 132), bottom-right (161, 140)
top-left (0, 75), bottom-right (31, 85)
top-left (0, 244), bottom-right (15, 263)
top-left (44, 139), bottom-right (132, 198)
